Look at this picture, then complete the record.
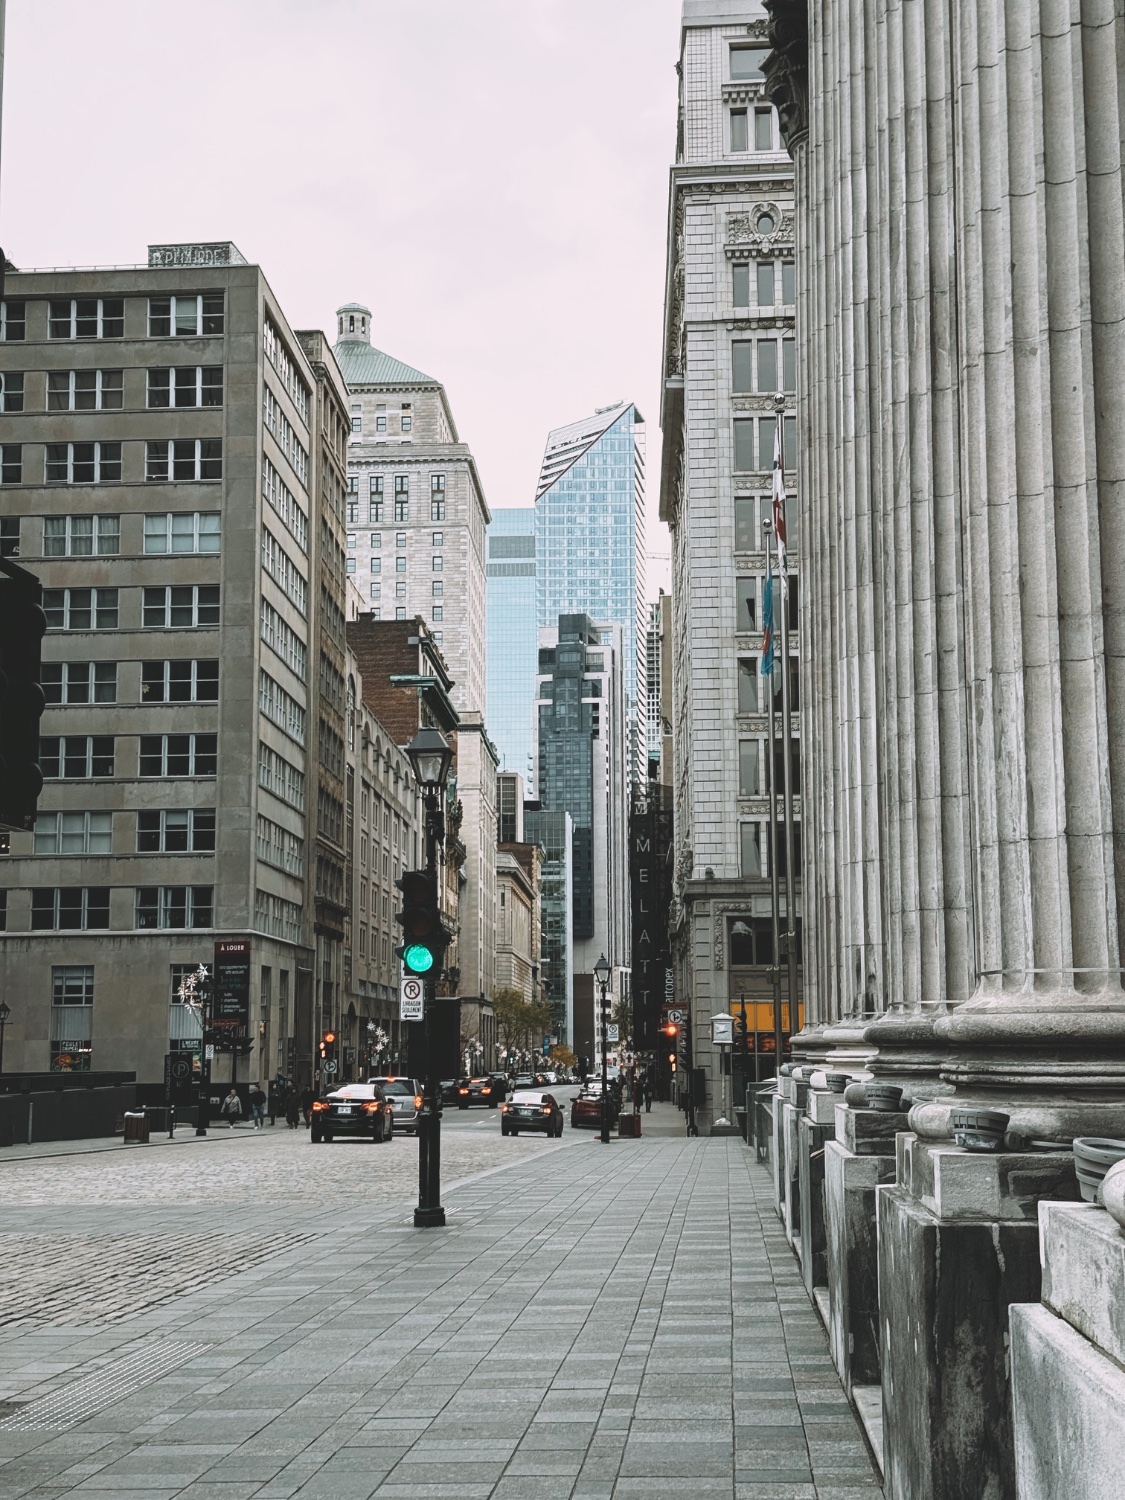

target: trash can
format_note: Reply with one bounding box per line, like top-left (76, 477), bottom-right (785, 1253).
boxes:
top-left (144, 1106), bottom-right (171, 1134)
top-left (618, 1114), bottom-right (642, 1138)
top-left (122, 1111), bottom-right (150, 1144)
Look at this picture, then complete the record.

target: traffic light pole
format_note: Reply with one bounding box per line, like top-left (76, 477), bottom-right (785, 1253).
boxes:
top-left (414, 789), bottom-right (446, 1228)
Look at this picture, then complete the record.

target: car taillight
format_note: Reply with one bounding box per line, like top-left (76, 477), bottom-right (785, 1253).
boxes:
top-left (312, 1101), bottom-right (328, 1112)
top-left (500, 1103), bottom-right (508, 1112)
top-left (362, 1102), bottom-right (380, 1113)
top-left (414, 1095), bottom-right (423, 1110)
top-left (482, 1087), bottom-right (491, 1095)
top-left (458, 1087), bottom-right (469, 1094)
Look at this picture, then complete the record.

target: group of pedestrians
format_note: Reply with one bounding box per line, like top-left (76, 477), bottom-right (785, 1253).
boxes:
top-left (216, 1081), bottom-right (321, 1130)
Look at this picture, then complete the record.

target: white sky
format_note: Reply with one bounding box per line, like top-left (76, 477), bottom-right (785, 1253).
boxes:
top-left (3, 0), bottom-right (681, 592)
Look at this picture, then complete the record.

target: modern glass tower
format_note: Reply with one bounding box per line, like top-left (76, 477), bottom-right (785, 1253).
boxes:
top-left (535, 403), bottom-right (646, 774)
top-left (485, 507), bottom-right (537, 777)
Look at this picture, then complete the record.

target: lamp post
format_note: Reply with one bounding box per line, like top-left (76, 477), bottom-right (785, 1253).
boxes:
top-left (404, 725), bottom-right (455, 1229)
top-left (593, 953), bottom-right (611, 1144)
top-left (710, 1011), bottom-right (736, 1133)
top-left (0, 1000), bottom-right (10, 1074)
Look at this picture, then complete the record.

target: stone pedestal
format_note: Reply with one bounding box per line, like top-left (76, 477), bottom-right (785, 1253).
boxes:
top-left (770, 1089), bottom-right (785, 1216)
top-left (822, 1104), bottom-right (904, 1392)
top-left (1011, 1203), bottom-right (1125, 1500)
top-left (879, 1142), bottom-right (1078, 1500)
top-left (782, 1096), bottom-right (803, 1248)
top-left (798, 1112), bottom-right (832, 1294)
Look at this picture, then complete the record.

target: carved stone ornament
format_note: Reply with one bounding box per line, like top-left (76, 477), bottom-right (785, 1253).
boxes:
top-left (727, 205), bottom-right (795, 260)
top-left (763, 0), bottom-right (809, 156)
top-left (665, 196), bottom-right (687, 378)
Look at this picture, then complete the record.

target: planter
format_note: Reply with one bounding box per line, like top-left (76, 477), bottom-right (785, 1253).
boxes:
top-left (825, 1072), bottom-right (849, 1095)
top-left (1072, 1137), bottom-right (1125, 1203)
top-left (952, 1108), bottom-right (1009, 1153)
top-left (866, 1083), bottom-right (904, 1113)
top-left (1100, 1159), bottom-right (1125, 1230)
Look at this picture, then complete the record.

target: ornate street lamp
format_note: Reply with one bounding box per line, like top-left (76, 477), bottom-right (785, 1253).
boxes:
top-left (0, 1000), bottom-right (11, 1075)
top-left (405, 726), bottom-right (455, 799)
top-left (593, 953), bottom-right (612, 1144)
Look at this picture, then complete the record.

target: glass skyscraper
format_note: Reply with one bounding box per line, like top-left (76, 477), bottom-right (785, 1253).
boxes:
top-left (485, 507), bottom-right (538, 777)
top-left (535, 403), bottom-right (646, 773)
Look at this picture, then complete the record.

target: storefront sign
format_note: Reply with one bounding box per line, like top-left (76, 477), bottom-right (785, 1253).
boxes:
top-left (213, 938), bottom-right (251, 1044)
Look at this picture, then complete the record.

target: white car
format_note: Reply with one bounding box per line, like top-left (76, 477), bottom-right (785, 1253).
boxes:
top-left (368, 1076), bottom-right (422, 1135)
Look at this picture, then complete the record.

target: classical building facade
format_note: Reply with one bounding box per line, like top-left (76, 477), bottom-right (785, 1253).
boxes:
top-left (495, 841), bottom-right (542, 1007)
top-left (0, 244), bottom-right (348, 1086)
top-left (759, 3), bottom-right (1125, 1497)
top-left (660, 2), bottom-right (801, 1122)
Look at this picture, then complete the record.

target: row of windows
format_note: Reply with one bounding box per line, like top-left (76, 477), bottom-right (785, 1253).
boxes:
top-left (0, 295), bottom-right (225, 344)
top-left (346, 555), bottom-right (446, 578)
top-left (345, 472), bottom-right (447, 523)
top-left (255, 813), bottom-right (305, 877)
top-left (0, 365), bottom-right (225, 413)
top-left (40, 733), bottom-right (217, 779)
top-left (262, 457), bottom-right (308, 553)
top-left (8, 511), bottom-right (220, 559)
top-left (733, 415), bottom-right (797, 473)
top-left (33, 808), bottom-right (217, 855)
top-left (732, 338), bottom-right (796, 395)
top-left (258, 742), bottom-right (305, 812)
top-left (259, 599), bottom-right (307, 681)
top-left (20, 885), bottom-right (215, 931)
top-left (42, 585), bottom-right (222, 632)
top-left (350, 401), bottom-right (412, 436)
top-left (263, 387), bottom-right (309, 487)
top-left (732, 260), bottom-right (795, 310)
top-left (261, 530), bottom-right (307, 615)
top-left (263, 318), bottom-right (310, 425)
top-left (346, 530), bottom-right (444, 549)
top-left (259, 670), bottom-right (306, 746)
top-left (0, 438), bottom-right (222, 485)
top-left (45, 657), bottom-right (218, 707)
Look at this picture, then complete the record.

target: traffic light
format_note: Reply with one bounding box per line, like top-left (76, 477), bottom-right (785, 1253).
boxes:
top-left (395, 870), bottom-right (446, 977)
top-left (0, 560), bottom-right (47, 832)
top-left (319, 1030), bottom-right (337, 1063)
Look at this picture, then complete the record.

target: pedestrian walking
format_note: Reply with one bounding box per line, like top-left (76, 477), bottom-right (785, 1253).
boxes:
top-left (300, 1086), bottom-right (314, 1127)
top-left (248, 1083), bottom-right (266, 1129)
top-left (284, 1087), bottom-right (300, 1129)
top-left (221, 1087), bottom-right (243, 1129)
top-left (644, 1073), bottom-right (654, 1113)
top-left (266, 1080), bottom-right (279, 1126)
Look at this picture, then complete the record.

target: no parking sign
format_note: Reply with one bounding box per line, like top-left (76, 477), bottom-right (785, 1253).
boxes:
top-left (400, 975), bottom-right (425, 1021)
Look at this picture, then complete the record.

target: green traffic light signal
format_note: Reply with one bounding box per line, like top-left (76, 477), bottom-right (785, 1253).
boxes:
top-left (403, 943), bottom-right (436, 975)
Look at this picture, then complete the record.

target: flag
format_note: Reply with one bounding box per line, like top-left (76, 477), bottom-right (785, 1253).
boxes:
top-left (772, 418), bottom-right (788, 581)
top-left (760, 571), bottom-right (775, 677)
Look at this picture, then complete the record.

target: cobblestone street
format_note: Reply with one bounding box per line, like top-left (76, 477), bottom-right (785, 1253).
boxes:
top-left (0, 1112), bottom-right (881, 1499)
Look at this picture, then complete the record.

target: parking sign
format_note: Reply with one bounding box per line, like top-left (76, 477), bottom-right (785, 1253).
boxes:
top-left (400, 974), bottom-right (425, 1022)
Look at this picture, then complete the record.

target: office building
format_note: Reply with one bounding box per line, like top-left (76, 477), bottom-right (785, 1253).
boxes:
top-left (659, 3), bottom-right (802, 1119)
top-left (495, 841), bottom-right (542, 1010)
top-left (535, 404), bottom-right (646, 773)
top-left (523, 807), bottom-right (573, 1048)
top-left (485, 507), bottom-right (537, 778)
top-left (0, 242), bottom-right (349, 1084)
top-left (534, 613), bottom-right (628, 1051)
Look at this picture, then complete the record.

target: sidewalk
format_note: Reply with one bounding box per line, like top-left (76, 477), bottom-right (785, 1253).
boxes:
top-left (0, 1132), bottom-right (881, 1499)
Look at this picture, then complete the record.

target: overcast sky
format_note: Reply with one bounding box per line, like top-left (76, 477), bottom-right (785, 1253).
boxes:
top-left (3, 0), bottom-right (681, 589)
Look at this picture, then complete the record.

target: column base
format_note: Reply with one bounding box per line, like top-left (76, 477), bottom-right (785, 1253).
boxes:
top-left (413, 1205), bottom-right (447, 1228)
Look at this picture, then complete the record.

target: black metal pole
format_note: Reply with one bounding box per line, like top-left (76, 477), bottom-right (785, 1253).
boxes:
top-left (599, 976), bottom-right (610, 1144)
top-left (0, 1018), bottom-right (6, 1075)
top-left (685, 1010), bottom-right (697, 1136)
top-left (415, 791), bottom-right (445, 1227)
top-left (195, 979), bottom-right (211, 1137)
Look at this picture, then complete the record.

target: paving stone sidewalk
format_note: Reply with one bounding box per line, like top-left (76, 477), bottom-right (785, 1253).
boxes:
top-left (0, 1133), bottom-right (881, 1499)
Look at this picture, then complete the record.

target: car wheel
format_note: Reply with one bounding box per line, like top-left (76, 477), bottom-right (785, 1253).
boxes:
top-left (511, 1128), bottom-right (519, 1136)
top-left (501, 1123), bottom-right (510, 1136)
top-left (458, 1101), bottom-right (469, 1110)
top-left (385, 1118), bottom-right (393, 1141)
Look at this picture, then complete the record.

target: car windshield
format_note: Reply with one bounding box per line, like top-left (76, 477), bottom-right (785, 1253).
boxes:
top-left (511, 1091), bottom-right (549, 1105)
top-left (371, 1078), bottom-right (416, 1096)
top-left (329, 1085), bottom-right (378, 1100)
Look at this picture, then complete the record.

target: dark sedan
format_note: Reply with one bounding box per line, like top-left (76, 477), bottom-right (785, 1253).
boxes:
top-left (310, 1083), bottom-right (394, 1143)
top-left (570, 1088), bottom-right (620, 1130)
top-left (456, 1076), bottom-right (501, 1108)
top-left (501, 1090), bottom-right (564, 1137)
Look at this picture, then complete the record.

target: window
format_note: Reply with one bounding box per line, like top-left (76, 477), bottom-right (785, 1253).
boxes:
top-left (42, 662), bottom-right (117, 705)
top-left (754, 107), bottom-right (773, 150)
top-left (143, 585), bottom-right (220, 629)
top-left (734, 498), bottom-right (757, 553)
top-left (730, 109), bottom-right (749, 152)
top-left (369, 583), bottom-right (381, 600)
top-left (732, 342), bottom-right (752, 394)
top-left (263, 388), bottom-right (309, 486)
top-left (40, 735), bottom-right (115, 779)
top-left (137, 809), bottom-right (216, 853)
top-left (142, 659), bottom-right (219, 703)
top-left (49, 299), bottom-right (125, 339)
top-left (396, 532), bottom-right (407, 548)
top-left (395, 606), bottom-right (406, 620)
top-left (733, 419), bottom-right (755, 473)
top-left (401, 413), bottom-right (412, 432)
top-left (431, 555), bottom-right (443, 571)
top-left (369, 475), bottom-right (384, 522)
top-left (350, 404), bottom-right (362, 435)
top-left (347, 532), bottom-right (356, 549)
top-left (0, 301), bottom-right (26, 340)
top-left (138, 733), bottom-right (218, 777)
top-left (0, 372), bottom-right (24, 411)
top-left (143, 512), bottom-right (221, 554)
top-left (147, 366), bottom-right (223, 408)
top-left (432, 532), bottom-right (444, 548)
top-left (258, 742), bottom-right (305, 811)
top-left (757, 340), bottom-right (778, 393)
top-left (43, 588), bottom-right (119, 630)
top-left (135, 886), bottom-right (214, 929)
top-left (430, 474), bottom-right (446, 520)
top-left (370, 557), bottom-right (382, 575)
top-left (739, 740), bottom-right (760, 796)
top-left (262, 458), bottom-right (309, 551)
top-left (145, 438), bottom-right (223, 482)
top-left (431, 580), bottom-right (443, 597)
top-left (395, 582), bottom-right (407, 598)
top-left (346, 557), bottom-right (356, 574)
top-left (784, 414), bottom-right (797, 470)
top-left (259, 601), bottom-right (307, 680)
top-left (783, 338), bottom-right (796, 392)
top-left (759, 415), bottom-right (777, 471)
top-left (376, 413), bottom-right (387, 433)
top-left (757, 262), bottom-right (775, 306)
top-left (395, 556), bottom-right (407, 574)
top-left (259, 671), bottom-right (306, 744)
top-left (736, 577), bottom-right (757, 632)
top-left (0, 445), bottom-right (21, 484)
top-left (432, 606), bottom-right (443, 622)
top-left (733, 263), bottom-right (750, 308)
top-left (48, 369), bottom-right (124, 410)
top-left (432, 630), bottom-right (442, 645)
top-left (731, 45), bottom-right (767, 79)
top-left (394, 475), bottom-right (409, 522)
top-left (262, 317), bottom-right (310, 422)
top-left (43, 515), bottom-right (120, 556)
top-left (148, 294), bottom-right (224, 337)
top-left (346, 500), bottom-right (359, 524)
top-left (737, 658), bottom-right (759, 712)
top-left (0, 517), bottom-right (17, 557)
top-left (53, 965), bottom-right (95, 1005)
top-left (255, 814), bottom-right (304, 876)
top-left (45, 442), bottom-right (122, 484)
top-left (254, 889), bottom-right (303, 943)
top-left (740, 828), bottom-right (764, 882)
top-left (32, 888), bottom-right (111, 930)
top-left (261, 530), bottom-right (307, 614)
top-left (370, 532), bottom-right (382, 549)
top-left (34, 811), bottom-right (113, 855)
top-left (782, 262), bottom-right (796, 305)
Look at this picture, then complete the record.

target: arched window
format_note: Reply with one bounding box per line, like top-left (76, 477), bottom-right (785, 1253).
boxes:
top-left (349, 315), bottom-right (355, 332)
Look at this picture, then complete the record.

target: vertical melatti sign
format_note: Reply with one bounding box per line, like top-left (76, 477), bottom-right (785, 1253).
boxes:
top-left (213, 938), bottom-right (252, 1046)
top-left (630, 789), bottom-right (673, 1050)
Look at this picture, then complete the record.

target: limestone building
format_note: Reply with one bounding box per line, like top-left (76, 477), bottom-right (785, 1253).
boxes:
top-left (0, 243), bottom-right (349, 1085)
top-left (659, 1), bottom-right (801, 1120)
top-left (333, 306), bottom-right (497, 1009)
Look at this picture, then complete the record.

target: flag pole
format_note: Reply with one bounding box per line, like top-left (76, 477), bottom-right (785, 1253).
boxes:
top-left (773, 421), bottom-right (799, 1057)
top-left (762, 518), bottom-right (784, 1071)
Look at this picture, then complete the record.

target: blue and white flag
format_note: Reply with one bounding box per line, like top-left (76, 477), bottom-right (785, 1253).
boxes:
top-left (760, 571), bottom-right (775, 677)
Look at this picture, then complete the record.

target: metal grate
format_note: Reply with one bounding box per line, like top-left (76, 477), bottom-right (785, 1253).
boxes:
top-left (0, 1340), bottom-right (209, 1432)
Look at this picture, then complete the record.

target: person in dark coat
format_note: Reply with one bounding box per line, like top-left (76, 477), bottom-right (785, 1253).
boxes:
top-left (299, 1086), bottom-right (314, 1127)
top-left (284, 1087), bottom-right (300, 1129)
